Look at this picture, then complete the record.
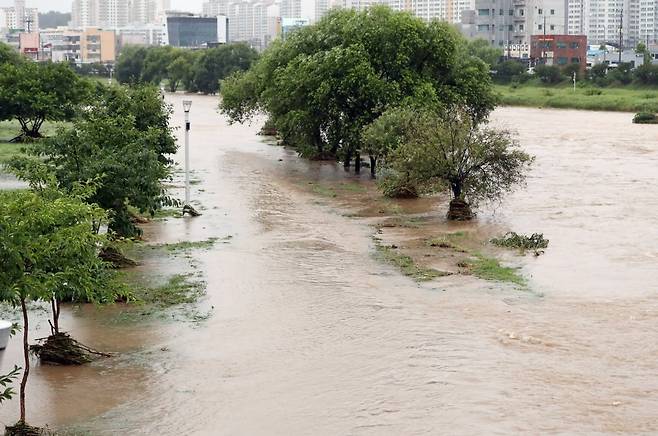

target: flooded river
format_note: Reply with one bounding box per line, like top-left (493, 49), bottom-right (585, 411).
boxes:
top-left (1, 96), bottom-right (658, 434)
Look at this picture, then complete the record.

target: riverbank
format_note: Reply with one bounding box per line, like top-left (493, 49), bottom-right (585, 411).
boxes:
top-left (495, 83), bottom-right (658, 112)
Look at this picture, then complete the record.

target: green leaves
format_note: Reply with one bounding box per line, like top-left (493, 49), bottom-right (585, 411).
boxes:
top-left (0, 366), bottom-right (20, 404)
top-left (0, 61), bottom-right (87, 138)
top-left (0, 189), bottom-right (111, 305)
top-left (219, 6), bottom-right (496, 163)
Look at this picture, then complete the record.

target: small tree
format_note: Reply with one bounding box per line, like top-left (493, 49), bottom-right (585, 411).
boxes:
top-left (534, 64), bottom-right (564, 84)
top-left (381, 106), bottom-right (533, 219)
top-left (115, 45), bottom-right (148, 84)
top-left (9, 85), bottom-right (177, 237)
top-left (0, 189), bottom-right (109, 432)
top-left (0, 61), bottom-right (88, 140)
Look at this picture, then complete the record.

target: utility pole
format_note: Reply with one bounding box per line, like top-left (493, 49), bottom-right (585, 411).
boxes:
top-left (541, 14), bottom-right (546, 65)
top-left (619, 7), bottom-right (623, 64)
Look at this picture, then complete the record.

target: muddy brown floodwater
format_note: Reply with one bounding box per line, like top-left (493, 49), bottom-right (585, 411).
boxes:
top-left (2, 96), bottom-right (658, 435)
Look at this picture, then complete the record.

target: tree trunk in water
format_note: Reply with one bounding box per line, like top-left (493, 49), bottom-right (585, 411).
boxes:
top-left (50, 297), bottom-right (60, 335)
top-left (355, 152), bottom-right (361, 174)
top-left (343, 153), bottom-right (351, 169)
top-left (446, 199), bottom-right (473, 221)
top-left (369, 156), bottom-right (377, 178)
top-left (19, 297), bottom-right (29, 423)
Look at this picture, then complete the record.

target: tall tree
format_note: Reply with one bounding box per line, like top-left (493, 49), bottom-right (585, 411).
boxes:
top-left (366, 105), bottom-right (533, 219)
top-left (9, 85), bottom-right (177, 236)
top-left (0, 189), bottom-right (109, 432)
top-left (220, 6), bottom-right (497, 171)
top-left (0, 61), bottom-right (88, 140)
top-left (115, 45), bottom-right (148, 85)
top-left (193, 43), bottom-right (259, 94)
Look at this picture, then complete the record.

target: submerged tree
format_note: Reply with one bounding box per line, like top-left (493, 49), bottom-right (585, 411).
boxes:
top-left (220, 6), bottom-right (497, 172)
top-left (0, 189), bottom-right (112, 433)
top-left (0, 61), bottom-right (88, 141)
top-left (368, 106), bottom-right (533, 219)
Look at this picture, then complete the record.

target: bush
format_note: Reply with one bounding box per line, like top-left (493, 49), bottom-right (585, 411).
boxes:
top-left (535, 64), bottom-right (564, 84)
top-left (633, 63), bottom-right (658, 85)
top-left (494, 60), bottom-right (526, 84)
top-left (633, 112), bottom-right (658, 124)
top-left (583, 88), bottom-right (603, 96)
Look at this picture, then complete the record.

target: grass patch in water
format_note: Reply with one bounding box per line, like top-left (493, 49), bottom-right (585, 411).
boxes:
top-left (337, 182), bottom-right (367, 193)
top-left (373, 239), bottom-right (449, 281)
top-left (310, 183), bottom-right (337, 197)
top-left (0, 142), bottom-right (31, 163)
top-left (152, 208), bottom-right (183, 219)
top-left (137, 273), bottom-right (206, 306)
top-left (468, 254), bottom-right (526, 287)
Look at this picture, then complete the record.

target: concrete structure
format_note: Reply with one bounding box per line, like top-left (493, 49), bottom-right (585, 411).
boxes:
top-left (164, 12), bottom-right (220, 47)
top-left (18, 31), bottom-right (39, 59)
top-left (465, 0), bottom-right (567, 47)
top-left (39, 27), bottom-right (116, 63)
top-left (281, 0), bottom-right (302, 18)
top-left (0, 0), bottom-right (39, 32)
top-left (203, 0), bottom-right (231, 16)
top-left (566, 0), bottom-right (658, 48)
top-left (530, 33), bottom-right (587, 71)
top-left (315, 0), bottom-right (330, 21)
top-left (116, 24), bottom-right (165, 46)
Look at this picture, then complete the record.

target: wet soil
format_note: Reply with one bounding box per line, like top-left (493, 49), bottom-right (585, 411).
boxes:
top-left (1, 98), bottom-right (658, 434)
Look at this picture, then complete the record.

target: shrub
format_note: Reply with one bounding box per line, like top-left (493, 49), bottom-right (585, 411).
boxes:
top-left (632, 112), bottom-right (658, 124)
top-left (535, 64), bottom-right (564, 84)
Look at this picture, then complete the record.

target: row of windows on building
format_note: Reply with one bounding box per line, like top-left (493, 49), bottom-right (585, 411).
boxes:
top-left (477, 8), bottom-right (556, 16)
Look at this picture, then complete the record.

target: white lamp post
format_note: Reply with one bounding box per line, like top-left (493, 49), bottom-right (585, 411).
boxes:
top-left (183, 100), bottom-right (192, 208)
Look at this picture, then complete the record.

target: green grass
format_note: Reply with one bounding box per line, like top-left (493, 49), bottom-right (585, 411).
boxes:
top-left (373, 239), bottom-right (449, 281)
top-left (310, 183), bottom-right (337, 197)
top-left (469, 254), bottom-right (526, 287)
top-left (495, 84), bottom-right (658, 112)
top-left (427, 232), bottom-right (469, 252)
top-left (136, 273), bottom-right (206, 307)
top-left (0, 142), bottom-right (30, 163)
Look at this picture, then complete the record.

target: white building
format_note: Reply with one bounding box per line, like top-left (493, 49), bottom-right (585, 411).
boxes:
top-left (315, 0), bottom-right (330, 21)
top-left (566, 0), bottom-right (657, 47)
top-left (203, 0), bottom-right (231, 16)
top-left (467, 0), bottom-right (567, 48)
top-left (0, 0), bottom-right (39, 32)
top-left (281, 0), bottom-right (302, 18)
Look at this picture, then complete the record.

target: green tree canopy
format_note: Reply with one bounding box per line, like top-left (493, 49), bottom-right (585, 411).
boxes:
top-left (220, 6), bottom-right (497, 172)
top-left (193, 43), bottom-right (259, 94)
top-left (364, 105), bottom-right (533, 218)
top-left (115, 45), bottom-right (148, 84)
top-left (9, 85), bottom-right (177, 236)
top-left (0, 188), bottom-right (112, 428)
top-left (0, 61), bottom-right (88, 139)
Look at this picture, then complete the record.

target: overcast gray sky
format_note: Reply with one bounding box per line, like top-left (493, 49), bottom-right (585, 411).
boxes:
top-left (0, 0), bottom-right (206, 13)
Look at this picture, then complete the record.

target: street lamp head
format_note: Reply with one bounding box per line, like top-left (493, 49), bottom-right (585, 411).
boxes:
top-left (183, 100), bottom-right (192, 113)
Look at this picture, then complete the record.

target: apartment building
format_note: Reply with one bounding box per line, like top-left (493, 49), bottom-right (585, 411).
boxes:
top-left (281, 0), bottom-right (303, 18)
top-left (467, 0), bottom-right (567, 48)
top-left (0, 0), bottom-right (39, 31)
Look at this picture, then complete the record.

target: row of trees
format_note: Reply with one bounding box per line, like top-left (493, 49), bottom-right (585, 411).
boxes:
top-left (0, 45), bottom-right (180, 432)
top-left (220, 7), bottom-right (531, 219)
top-left (115, 43), bottom-right (259, 94)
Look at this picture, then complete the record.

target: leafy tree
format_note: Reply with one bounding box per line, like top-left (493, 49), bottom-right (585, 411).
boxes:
top-left (166, 52), bottom-right (193, 92)
top-left (607, 62), bottom-right (633, 85)
top-left (562, 63), bottom-right (582, 80)
top-left (192, 43), bottom-right (258, 94)
top-left (369, 105), bottom-right (533, 219)
top-left (220, 6), bottom-right (497, 174)
top-left (464, 38), bottom-right (502, 68)
top-left (0, 42), bottom-right (21, 65)
top-left (9, 85), bottom-right (177, 237)
top-left (0, 61), bottom-right (88, 140)
top-left (0, 189), bottom-right (110, 430)
top-left (636, 42), bottom-right (651, 64)
top-left (494, 60), bottom-right (527, 83)
top-left (634, 63), bottom-right (658, 85)
top-left (534, 64), bottom-right (564, 84)
top-left (589, 63), bottom-right (608, 85)
top-left (38, 11), bottom-right (71, 28)
top-left (142, 46), bottom-right (178, 85)
top-left (115, 45), bottom-right (148, 84)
